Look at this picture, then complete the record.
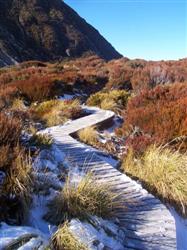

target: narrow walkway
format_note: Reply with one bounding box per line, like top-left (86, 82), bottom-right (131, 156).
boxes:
top-left (49, 106), bottom-right (177, 250)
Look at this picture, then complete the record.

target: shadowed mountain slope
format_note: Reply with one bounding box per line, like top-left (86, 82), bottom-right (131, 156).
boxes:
top-left (0, 0), bottom-right (122, 67)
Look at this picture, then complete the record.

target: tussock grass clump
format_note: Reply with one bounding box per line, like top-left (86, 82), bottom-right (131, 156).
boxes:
top-left (0, 111), bottom-right (31, 224)
top-left (29, 133), bottom-right (53, 149)
top-left (123, 145), bottom-right (187, 216)
top-left (3, 148), bottom-right (32, 199)
top-left (31, 99), bottom-right (82, 127)
top-left (0, 86), bottom-right (19, 110)
top-left (78, 126), bottom-right (98, 146)
top-left (0, 112), bottom-right (23, 146)
top-left (45, 174), bottom-right (122, 224)
top-left (51, 222), bottom-right (88, 250)
top-left (87, 89), bottom-right (130, 113)
top-left (100, 98), bottom-right (118, 111)
top-left (42, 110), bottom-right (65, 127)
top-left (0, 146), bottom-right (33, 223)
top-left (32, 99), bottom-right (60, 115)
top-left (11, 98), bottom-right (26, 111)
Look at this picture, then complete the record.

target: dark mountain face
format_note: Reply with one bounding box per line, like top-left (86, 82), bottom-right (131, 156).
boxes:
top-left (0, 0), bottom-right (122, 66)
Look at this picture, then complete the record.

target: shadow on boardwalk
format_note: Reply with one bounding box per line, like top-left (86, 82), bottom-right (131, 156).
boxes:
top-left (54, 138), bottom-right (177, 250)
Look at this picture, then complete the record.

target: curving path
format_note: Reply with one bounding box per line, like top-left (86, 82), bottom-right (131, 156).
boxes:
top-left (48, 106), bottom-right (177, 250)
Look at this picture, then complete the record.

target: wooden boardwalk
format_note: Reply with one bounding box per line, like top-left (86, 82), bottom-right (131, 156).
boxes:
top-left (49, 106), bottom-right (177, 250)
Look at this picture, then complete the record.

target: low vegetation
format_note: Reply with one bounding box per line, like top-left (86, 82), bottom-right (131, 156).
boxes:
top-left (31, 99), bottom-right (82, 127)
top-left (77, 126), bottom-right (120, 157)
top-left (121, 82), bottom-right (187, 152)
top-left (124, 134), bottom-right (154, 156)
top-left (0, 57), bottom-right (187, 106)
top-left (0, 56), bottom-right (107, 105)
top-left (0, 56), bottom-right (187, 232)
top-left (107, 57), bottom-right (187, 91)
top-left (0, 103), bottom-right (32, 224)
top-left (0, 146), bottom-right (33, 224)
top-left (11, 98), bottom-right (26, 111)
top-left (78, 126), bottom-right (98, 146)
top-left (45, 173), bottom-right (122, 224)
top-left (0, 86), bottom-right (19, 110)
top-left (29, 133), bottom-right (53, 149)
top-left (51, 222), bottom-right (88, 250)
top-left (123, 145), bottom-right (187, 216)
top-left (0, 112), bottom-right (23, 146)
top-left (87, 89), bottom-right (130, 113)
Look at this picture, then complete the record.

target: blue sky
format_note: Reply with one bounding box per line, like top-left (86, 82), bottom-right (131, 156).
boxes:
top-left (65, 0), bottom-right (187, 60)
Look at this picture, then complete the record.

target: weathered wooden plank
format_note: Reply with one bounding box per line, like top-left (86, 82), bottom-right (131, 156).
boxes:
top-left (47, 106), bottom-right (177, 249)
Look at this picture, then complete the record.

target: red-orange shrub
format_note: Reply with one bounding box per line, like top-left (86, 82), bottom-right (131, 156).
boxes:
top-left (124, 83), bottom-right (187, 146)
top-left (0, 86), bottom-right (19, 110)
top-left (126, 135), bottom-right (154, 155)
top-left (11, 76), bottom-right (58, 102)
top-left (107, 58), bottom-right (187, 91)
top-left (0, 112), bottom-right (23, 146)
top-left (108, 64), bottom-right (133, 90)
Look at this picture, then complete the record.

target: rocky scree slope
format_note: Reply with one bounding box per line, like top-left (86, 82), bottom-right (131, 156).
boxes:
top-left (0, 0), bottom-right (122, 67)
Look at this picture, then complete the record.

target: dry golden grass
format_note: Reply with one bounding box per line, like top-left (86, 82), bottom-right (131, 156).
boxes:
top-left (11, 98), bottom-right (26, 111)
top-left (29, 133), bottom-right (53, 148)
top-left (78, 126), bottom-right (98, 146)
top-left (123, 145), bottom-right (187, 216)
top-left (0, 146), bottom-right (33, 223)
top-left (42, 109), bottom-right (66, 127)
top-left (87, 89), bottom-right (130, 113)
top-left (100, 98), bottom-right (118, 111)
top-left (32, 100), bottom-right (59, 114)
top-left (45, 173), bottom-right (122, 224)
top-left (27, 125), bottom-right (37, 135)
top-left (31, 99), bottom-right (81, 127)
top-left (0, 112), bottom-right (23, 146)
top-left (51, 221), bottom-right (88, 250)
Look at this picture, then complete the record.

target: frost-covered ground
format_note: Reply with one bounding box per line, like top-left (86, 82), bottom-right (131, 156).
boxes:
top-left (0, 138), bottom-right (125, 249)
top-left (94, 115), bottom-right (126, 158)
top-left (1, 102), bottom-right (187, 249)
top-left (59, 93), bottom-right (75, 101)
top-left (59, 93), bottom-right (87, 101)
top-left (0, 223), bottom-right (49, 249)
top-left (0, 107), bottom-right (126, 249)
top-left (69, 217), bottom-right (125, 250)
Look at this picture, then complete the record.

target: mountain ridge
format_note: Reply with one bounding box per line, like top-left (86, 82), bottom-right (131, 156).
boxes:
top-left (0, 0), bottom-right (122, 67)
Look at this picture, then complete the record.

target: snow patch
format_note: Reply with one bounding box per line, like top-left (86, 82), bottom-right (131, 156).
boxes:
top-left (33, 144), bottom-right (66, 171)
top-left (0, 223), bottom-right (48, 249)
top-left (171, 209), bottom-right (187, 249)
top-left (69, 216), bottom-right (125, 250)
top-left (0, 171), bottom-right (5, 185)
top-left (59, 94), bottom-right (75, 100)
